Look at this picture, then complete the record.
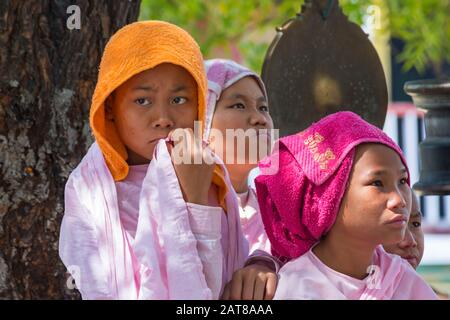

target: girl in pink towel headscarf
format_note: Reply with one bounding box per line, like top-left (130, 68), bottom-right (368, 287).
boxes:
top-left (204, 59), bottom-right (279, 300)
top-left (255, 111), bottom-right (438, 300)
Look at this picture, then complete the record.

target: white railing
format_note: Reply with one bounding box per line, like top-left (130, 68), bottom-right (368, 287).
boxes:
top-left (384, 103), bottom-right (450, 233)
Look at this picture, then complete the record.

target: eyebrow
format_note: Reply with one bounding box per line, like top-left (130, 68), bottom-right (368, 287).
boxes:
top-left (257, 96), bottom-right (267, 103)
top-left (131, 84), bottom-right (192, 93)
top-left (410, 212), bottom-right (422, 219)
top-left (224, 93), bottom-right (267, 103)
top-left (132, 85), bottom-right (156, 92)
top-left (171, 85), bottom-right (191, 93)
top-left (366, 168), bottom-right (408, 176)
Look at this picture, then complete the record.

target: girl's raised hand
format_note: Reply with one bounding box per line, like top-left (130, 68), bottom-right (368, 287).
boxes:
top-left (168, 128), bottom-right (216, 206)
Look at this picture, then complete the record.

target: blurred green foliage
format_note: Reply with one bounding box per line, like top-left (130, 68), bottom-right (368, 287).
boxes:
top-left (387, 0), bottom-right (450, 76)
top-left (139, 0), bottom-right (449, 76)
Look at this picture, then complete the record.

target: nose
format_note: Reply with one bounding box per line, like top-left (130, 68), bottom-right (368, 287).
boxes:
top-left (387, 187), bottom-right (407, 211)
top-left (151, 104), bottom-right (174, 129)
top-left (249, 108), bottom-right (268, 128)
top-left (398, 228), bottom-right (417, 249)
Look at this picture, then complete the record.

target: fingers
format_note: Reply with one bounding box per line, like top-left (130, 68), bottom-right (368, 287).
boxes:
top-left (229, 271), bottom-right (243, 300)
top-left (170, 128), bottom-right (193, 164)
top-left (165, 129), bottom-right (176, 154)
top-left (221, 283), bottom-right (231, 300)
top-left (168, 128), bottom-right (183, 144)
top-left (168, 128), bottom-right (185, 159)
top-left (253, 275), bottom-right (266, 300)
top-left (167, 128), bottom-right (216, 165)
top-left (264, 273), bottom-right (278, 300)
top-left (171, 129), bottom-right (195, 163)
top-left (242, 271), bottom-right (256, 300)
top-left (185, 129), bottom-right (195, 162)
top-left (225, 266), bottom-right (278, 301)
top-left (166, 129), bottom-right (176, 143)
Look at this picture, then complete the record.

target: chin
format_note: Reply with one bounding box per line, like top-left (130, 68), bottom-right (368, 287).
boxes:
top-left (383, 230), bottom-right (405, 245)
top-left (376, 227), bottom-right (405, 245)
top-left (135, 152), bottom-right (153, 164)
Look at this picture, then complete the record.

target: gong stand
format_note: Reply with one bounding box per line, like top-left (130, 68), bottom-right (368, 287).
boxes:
top-left (405, 79), bottom-right (450, 195)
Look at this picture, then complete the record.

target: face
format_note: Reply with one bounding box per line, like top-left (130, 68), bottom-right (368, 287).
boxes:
top-left (105, 63), bottom-right (198, 165)
top-left (210, 76), bottom-right (274, 170)
top-left (383, 190), bottom-right (424, 269)
top-left (332, 143), bottom-right (412, 247)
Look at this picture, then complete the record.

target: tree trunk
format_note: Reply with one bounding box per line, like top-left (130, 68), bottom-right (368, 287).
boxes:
top-left (0, 0), bottom-right (141, 299)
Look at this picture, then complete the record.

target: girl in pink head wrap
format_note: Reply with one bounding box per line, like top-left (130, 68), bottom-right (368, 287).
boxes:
top-left (255, 111), bottom-right (438, 299)
top-left (205, 59), bottom-right (279, 300)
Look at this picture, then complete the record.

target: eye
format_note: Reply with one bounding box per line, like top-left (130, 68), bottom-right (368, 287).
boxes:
top-left (259, 105), bottom-right (269, 112)
top-left (400, 178), bottom-right (408, 185)
top-left (412, 221), bottom-right (421, 228)
top-left (135, 98), bottom-right (151, 106)
top-left (229, 103), bottom-right (245, 109)
top-left (171, 97), bottom-right (187, 105)
top-left (371, 180), bottom-right (383, 187)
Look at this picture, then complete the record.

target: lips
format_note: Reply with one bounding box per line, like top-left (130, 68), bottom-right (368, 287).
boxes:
top-left (387, 215), bottom-right (408, 223)
top-left (149, 136), bottom-right (167, 143)
top-left (403, 255), bottom-right (419, 268)
top-left (386, 215), bottom-right (408, 228)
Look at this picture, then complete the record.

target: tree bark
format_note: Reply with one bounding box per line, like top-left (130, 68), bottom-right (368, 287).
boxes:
top-left (0, 0), bottom-right (141, 299)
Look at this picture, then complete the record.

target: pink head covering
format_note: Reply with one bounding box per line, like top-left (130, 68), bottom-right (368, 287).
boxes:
top-left (204, 59), bottom-right (268, 140)
top-left (255, 111), bottom-right (410, 262)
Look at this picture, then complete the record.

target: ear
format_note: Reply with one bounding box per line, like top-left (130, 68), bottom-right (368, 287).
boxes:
top-left (105, 95), bottom-right (114, 122)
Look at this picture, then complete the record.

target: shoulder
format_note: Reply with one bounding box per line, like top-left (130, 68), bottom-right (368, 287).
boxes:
top-left (377, 249), bottom-right (438, 300)
top-left (64, 143), bottom-right (105, 212)
top-left (65, 142), bottom-right (103, 188)
top-left (278, 251), bottom-right (320, 281)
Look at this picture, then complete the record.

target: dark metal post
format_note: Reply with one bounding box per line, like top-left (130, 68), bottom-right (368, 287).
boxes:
top-left (405, 79), bottom-right (450, 195)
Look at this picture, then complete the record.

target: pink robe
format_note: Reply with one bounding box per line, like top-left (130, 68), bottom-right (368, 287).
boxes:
top-left (237, 188), bottom-right (271, 254)
top-left (59, 140), bottom-right (249, 299)
top-left (116, 163), bottom-right (225, 299)
top-left (237, 188), bottom-right (280, 271)
top-left (274, 245), bottom-right (438, 300)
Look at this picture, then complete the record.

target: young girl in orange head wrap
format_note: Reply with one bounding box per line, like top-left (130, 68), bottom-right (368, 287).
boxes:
top-left (59, 21), bottom-right (250, 299)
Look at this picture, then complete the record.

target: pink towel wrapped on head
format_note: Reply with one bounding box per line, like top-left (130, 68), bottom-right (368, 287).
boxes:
top-left (255, 111), bottom-right (410, 262)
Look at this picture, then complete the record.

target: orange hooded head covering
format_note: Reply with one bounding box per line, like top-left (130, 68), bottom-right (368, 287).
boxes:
top-left (89, 20), bottom-right (227, 206)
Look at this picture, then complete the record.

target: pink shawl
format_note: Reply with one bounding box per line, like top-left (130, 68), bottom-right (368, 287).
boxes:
top-left (59, 140), bottom-right (248, 299)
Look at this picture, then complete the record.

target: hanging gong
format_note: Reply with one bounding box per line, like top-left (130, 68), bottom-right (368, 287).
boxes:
top-left (262, 0), bottom-right (388, 137)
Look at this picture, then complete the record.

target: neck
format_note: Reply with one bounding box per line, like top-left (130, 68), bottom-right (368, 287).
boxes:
top-left (126, 147), bottom-right (150, 165)
top-left (227, 165), bottom-right (251, 194)
top-left (312, 229), bottom-right (377, 280)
